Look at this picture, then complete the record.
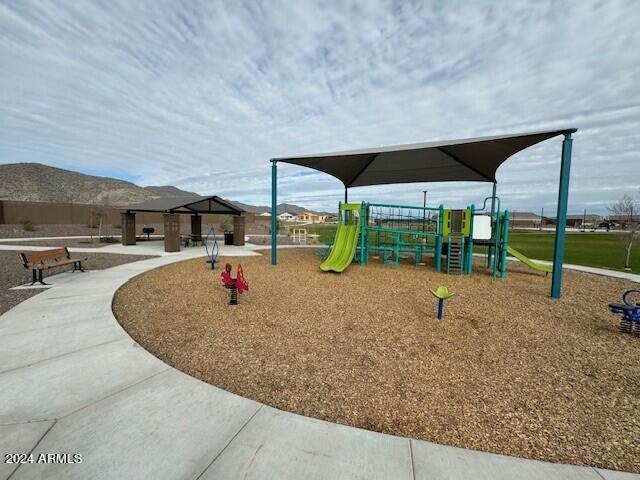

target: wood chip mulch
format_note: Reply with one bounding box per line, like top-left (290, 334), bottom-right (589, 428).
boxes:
top-left (113, 249), bottom-right (639, 472)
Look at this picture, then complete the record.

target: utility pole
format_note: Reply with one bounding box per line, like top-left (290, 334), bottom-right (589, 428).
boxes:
top-left (422, 190), bottom-right (428, 233)
top-left (540, 207), bottom-right (544, 231)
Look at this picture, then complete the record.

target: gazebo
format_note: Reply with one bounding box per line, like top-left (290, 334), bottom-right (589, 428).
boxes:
top-left (123, 196), bottom-right (245, 252)
top-left (270, 129), bottom-right (576, 298)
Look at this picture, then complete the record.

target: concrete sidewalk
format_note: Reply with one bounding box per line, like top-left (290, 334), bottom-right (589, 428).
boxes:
top-left (0, 248), bottom-right (636, 479)
top-left (0, 239), bottom-right (265, 257)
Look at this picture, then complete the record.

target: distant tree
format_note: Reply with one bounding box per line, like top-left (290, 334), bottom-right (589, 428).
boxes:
top-left (608, 193), bottom-right (639, 270)
top-left (88, 208), bottom-right (107, 242)
top-left (218, 215), bottom-right (232, 232)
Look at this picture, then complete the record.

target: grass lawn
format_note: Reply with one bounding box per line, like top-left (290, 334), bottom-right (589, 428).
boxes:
top-left (503, 231), bottom-right (638, 273)
top-left (302, 224), bottom-right (638, 273)
top-left (299, 224), bottom-right (340, 244)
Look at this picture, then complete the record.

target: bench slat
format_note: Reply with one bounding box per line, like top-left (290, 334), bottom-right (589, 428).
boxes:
top-left (33, 259), bottom-right (78, 270)
top-left (21, 248), bottom-right (69, 266)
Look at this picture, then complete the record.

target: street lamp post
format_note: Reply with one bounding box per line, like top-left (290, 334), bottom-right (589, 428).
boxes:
top-left (422, 190), bottom-right (428, 233)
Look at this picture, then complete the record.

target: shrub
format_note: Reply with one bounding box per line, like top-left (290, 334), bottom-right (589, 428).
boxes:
top-left (18, 218), bottom-right (35, 232)
top-left (99, 236), bottom-right (118, 244)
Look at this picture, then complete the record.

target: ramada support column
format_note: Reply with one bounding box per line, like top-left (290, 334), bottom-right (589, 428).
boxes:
top-left (191, 214), bottom-right (202, 242)
top-left (551, 131), bottom-right (575, 299)
top-left (121, 212), bottom-right (136, 245)
top-left (233, 215), bottom-right (245, 246)
top-left (271, 160), bottom-right (278, 265)
top-left (163, 213), bottom-right (180, 252)
top-left (487, 182), bottom-right (497, 267)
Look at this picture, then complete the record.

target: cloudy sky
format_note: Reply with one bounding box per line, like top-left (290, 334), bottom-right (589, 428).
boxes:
top-left (1, 0), bottom-right (639, 213)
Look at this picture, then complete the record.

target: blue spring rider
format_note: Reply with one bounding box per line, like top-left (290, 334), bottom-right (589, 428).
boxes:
top-left (609, 290), bottom-right (640, 336)
top-left (204, 226), bottom-right (219, 269)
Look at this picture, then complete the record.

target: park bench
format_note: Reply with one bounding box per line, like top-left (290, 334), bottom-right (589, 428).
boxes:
top-left (19, 248), bottom-right (86, 285)
top-left (180, 233), bottom-right (202, 247)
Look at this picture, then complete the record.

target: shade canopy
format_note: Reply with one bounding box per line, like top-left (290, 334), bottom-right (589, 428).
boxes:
top-left (273, 129), bottom-right (576, 188)
top-left (126, 195), bottom-right (244, 215)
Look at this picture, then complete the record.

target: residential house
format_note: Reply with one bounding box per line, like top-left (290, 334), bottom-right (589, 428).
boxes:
top-left (296, 211), bottom-right (319, 223)
top-left (608, 214), bottom-right (640, 229)
top-left (296, 211), bottom-right (336, 223)
top-left (564, 213), bottom-right (603, 228)
top-left (510, 212), bottom-right (543, 229)
top-left (277, 212), bottom-right (296, 222)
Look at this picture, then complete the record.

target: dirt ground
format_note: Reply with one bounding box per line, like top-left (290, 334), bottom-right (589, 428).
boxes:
top-left (113, 249), bottom-right (640, 472)
top-left (0, 239), bottom-right (112, 248)
top-left (0, 224), bottom-right (103, 238)
top-left (0, 251), bottom-right (156, 315)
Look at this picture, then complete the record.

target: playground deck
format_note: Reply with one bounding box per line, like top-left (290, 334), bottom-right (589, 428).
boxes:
top-left (114, 249), bottom-right (640, 473)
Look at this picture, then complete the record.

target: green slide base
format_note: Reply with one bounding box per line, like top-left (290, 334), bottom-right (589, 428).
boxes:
top-left (320, 204), bottom-right (361, 273)
top-left (507, 246), bottom-right (553, 273)
top-left (320, 225), bottom-right (359, 272)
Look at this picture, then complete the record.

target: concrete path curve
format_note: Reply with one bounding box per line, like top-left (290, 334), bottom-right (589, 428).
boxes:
top-left (0, 248), bottom-right (637, 480)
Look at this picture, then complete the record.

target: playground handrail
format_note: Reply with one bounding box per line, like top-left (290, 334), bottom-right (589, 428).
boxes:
top-left (366, 226), bottom-right (440, 237)
top-left (366, 202), bottom-right (442, 212)
top-left (476, 196), bottom-right (501, 218)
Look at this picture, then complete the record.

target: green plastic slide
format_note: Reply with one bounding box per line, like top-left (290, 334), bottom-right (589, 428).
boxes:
top-left (320, 204), bottom-right (361, 273)
top-left (507, 246), bottom-right (553, 273)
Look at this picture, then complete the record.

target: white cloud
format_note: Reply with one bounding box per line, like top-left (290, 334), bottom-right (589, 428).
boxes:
top-left (0, 0), bottom-right (639, 213)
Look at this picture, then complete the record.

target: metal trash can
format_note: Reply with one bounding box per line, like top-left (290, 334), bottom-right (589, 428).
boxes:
top-left (224, 232), bottom-right (234, 245)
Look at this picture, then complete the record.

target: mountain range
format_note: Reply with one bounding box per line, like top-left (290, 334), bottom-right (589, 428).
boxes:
top-left (0, 162), bottom-right (329, 214)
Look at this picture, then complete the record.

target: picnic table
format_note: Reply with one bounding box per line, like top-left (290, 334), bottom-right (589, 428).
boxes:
top-left (180, 234), bottom-right (202, 247)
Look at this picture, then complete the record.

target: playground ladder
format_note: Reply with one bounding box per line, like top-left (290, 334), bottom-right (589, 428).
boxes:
top-left (447, 234), bottom-right (463, 274)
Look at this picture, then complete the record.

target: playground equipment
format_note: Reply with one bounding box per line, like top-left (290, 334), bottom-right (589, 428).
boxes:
top-left (319, 197), bottom-right (517, 278)
top-left (292, 227), bottom-right (308, 245)
top-left (507, 246), bottom-right (552, 274)
top-left (317, 193), bottom-right (556, 280)
top-left (220, 263), bottom-right (248, 305)
top-left (204, 227), bottom-right (219, 269)
top-left (609, 290), bottom-right (640, 335)
top-left (430, 286), bottom-right (454, 320)
top-left (320, 203), bottom-right (362, 272)
top-left (271, 129), bottom-right (578, 298)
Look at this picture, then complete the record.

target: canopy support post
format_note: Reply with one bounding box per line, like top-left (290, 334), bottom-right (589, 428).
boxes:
top-left (344, 187), bottom-right (348, 203)
top-left (488, 182), bottom-right (497, 267)
top-left (271, 160), bottom-right (277, 265)
top-left (551, 132), bottom-right (574, 298)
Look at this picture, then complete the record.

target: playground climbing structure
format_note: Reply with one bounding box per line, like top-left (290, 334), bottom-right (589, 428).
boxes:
top-left (321, 196), bottom-right (548, 279)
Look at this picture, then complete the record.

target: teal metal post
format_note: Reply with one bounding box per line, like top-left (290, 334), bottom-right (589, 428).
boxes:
top-left (434, 204), bottom-right (443, 272)
top-left (492, 212), bottom-right (501, 280)
top-left (466, 204), bottom-right (475, 275)
top-left (551, 131), bottom-right (575, 298)
top-left (270, 160), bottom-right (277, 265)
top-left (500, 211), bottom-right (510, 278)
top-left (359, 202), bottom-right (366, 265)
top-left (487, 182), bottom-right (497, 267)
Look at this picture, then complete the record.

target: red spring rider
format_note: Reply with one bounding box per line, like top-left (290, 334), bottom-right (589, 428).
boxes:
top-left (220, 263), bottom-right (248, 305)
